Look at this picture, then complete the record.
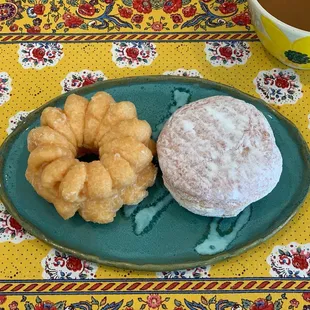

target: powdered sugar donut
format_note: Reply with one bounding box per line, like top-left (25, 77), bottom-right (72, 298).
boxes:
top-left (157, 96), bottom-right (283, 217)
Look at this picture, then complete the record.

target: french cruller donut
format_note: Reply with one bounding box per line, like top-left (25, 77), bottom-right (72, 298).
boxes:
top-left (26, 92), bottom-right (157, 224)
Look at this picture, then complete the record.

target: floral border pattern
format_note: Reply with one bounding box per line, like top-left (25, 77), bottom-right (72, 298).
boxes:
top-left (0, 292), bottom-right (309, 310)
top-left (205, 41), bottom-right (251, 67)
top-left (18, 42), bottom-right (64, 69)
top-left (163, 68), bottom-right (203, 78)
top-left (111, 41), bottom-right (157, 68)
top-left (156, 266), bottom-right (211, 279)
top-left (0, 202), bottom-right (35, 244)
top-left (6, 110), bottom-right (33, 135)
top-left (0, 72), bottom-right (12, 106)
top-left (0, 0), bottom-right (251, 34)
top-left (254, 68), bottom-right (303, 105)
top-left (41, 248), bottom-right (98, 279)
top-left (267, 242), bottom-right (310, 278)
top-left (60, 69), bottom-right (107, 93)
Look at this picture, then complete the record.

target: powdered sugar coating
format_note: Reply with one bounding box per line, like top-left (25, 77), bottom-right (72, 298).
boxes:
top-left (157, 96), bottom-right (283, 217)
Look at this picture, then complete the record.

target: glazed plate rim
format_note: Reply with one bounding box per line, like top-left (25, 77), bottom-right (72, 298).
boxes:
top-left (0, 75), bottom-right (309, 271)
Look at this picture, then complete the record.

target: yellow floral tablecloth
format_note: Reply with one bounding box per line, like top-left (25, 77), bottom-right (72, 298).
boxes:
top-left (0, 0), bottom-right (310, 308)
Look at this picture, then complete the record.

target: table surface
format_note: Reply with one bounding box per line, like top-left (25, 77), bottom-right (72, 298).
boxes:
top-left (0, 0), bottom-right (310, 308)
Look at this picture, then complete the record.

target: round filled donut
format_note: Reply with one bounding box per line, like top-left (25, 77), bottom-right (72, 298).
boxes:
top-left (157, 95), bottom-right (283, 217)
top-left (26, 92), bottom-right (157, 224)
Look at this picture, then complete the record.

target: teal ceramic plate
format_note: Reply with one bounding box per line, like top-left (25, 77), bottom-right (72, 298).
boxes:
top-left (0, 76), bottom-right (309, 271)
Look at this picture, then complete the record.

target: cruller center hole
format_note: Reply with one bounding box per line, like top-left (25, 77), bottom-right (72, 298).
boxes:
top-left (77, 149), bottom-right (100, 163)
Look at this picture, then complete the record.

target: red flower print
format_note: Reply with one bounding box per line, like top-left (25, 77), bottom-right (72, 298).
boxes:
top-left (292, 253), bottom-right (309, 270)
top-left (290, 299), bottom-right (299, 308)
top-left (0, 296), bottom-right (7, 305)
top-left (9, 24), bottom-right (18, 31)
top-left (219, 46), bottom-right (233, 58)
top-left (63, 12), bottom-right (84, 28)
top-left (35, 301), bottom-right (56, 310)
top-left (131, 14), bottom-right (143, 23)
top-left (232, 11), bottom-right (251, 26)
top-left (147, 295), bottom-right (162, 309)
top-left (118, 7), bottom-right (133, 18)
top-left (78, 3), bottom-right (96, 16)
top-left (66, 256), bottom-right (83, 271)
top-left (174, 307), bottom-right (184, 310)
top-left (171, 13), bottom-right (183, 23)
top-left (82, 76), bottom-right (96, 86)
top-left (275, 76), bottom-right (290, 89)
top-left (125, 47), bottom-right (140, 59)
top-left (250, 299), bottom-right (274, 310)
top-left (9, 301), bottom-right (18, 310)
top-left (125, 308), bottom-right (133, 310)
top-left (27, 26), bottom-right (41, 33)
top-left (133, 0), bottom-right (152, 13)
top-left (35, 304), bottom-right (43, 310)
top-left (219, 2), bottom-right (237, 14)
top-left (104, 0), bottom-right (113, 3)
top-left (182, 5), bottom-right (196, 17)
top-left (151, 21), bottom-right (163, 31)
top-left (32, 47), bottom-right (46, 60)
top-left (8, 217), bottom-right (22, 231)
top-left (303, 292), bottom-right (310, 302)
top-left (163, 0), bottom-right (182, 13)
top-left (33, 3), bottom-right (45, 15)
